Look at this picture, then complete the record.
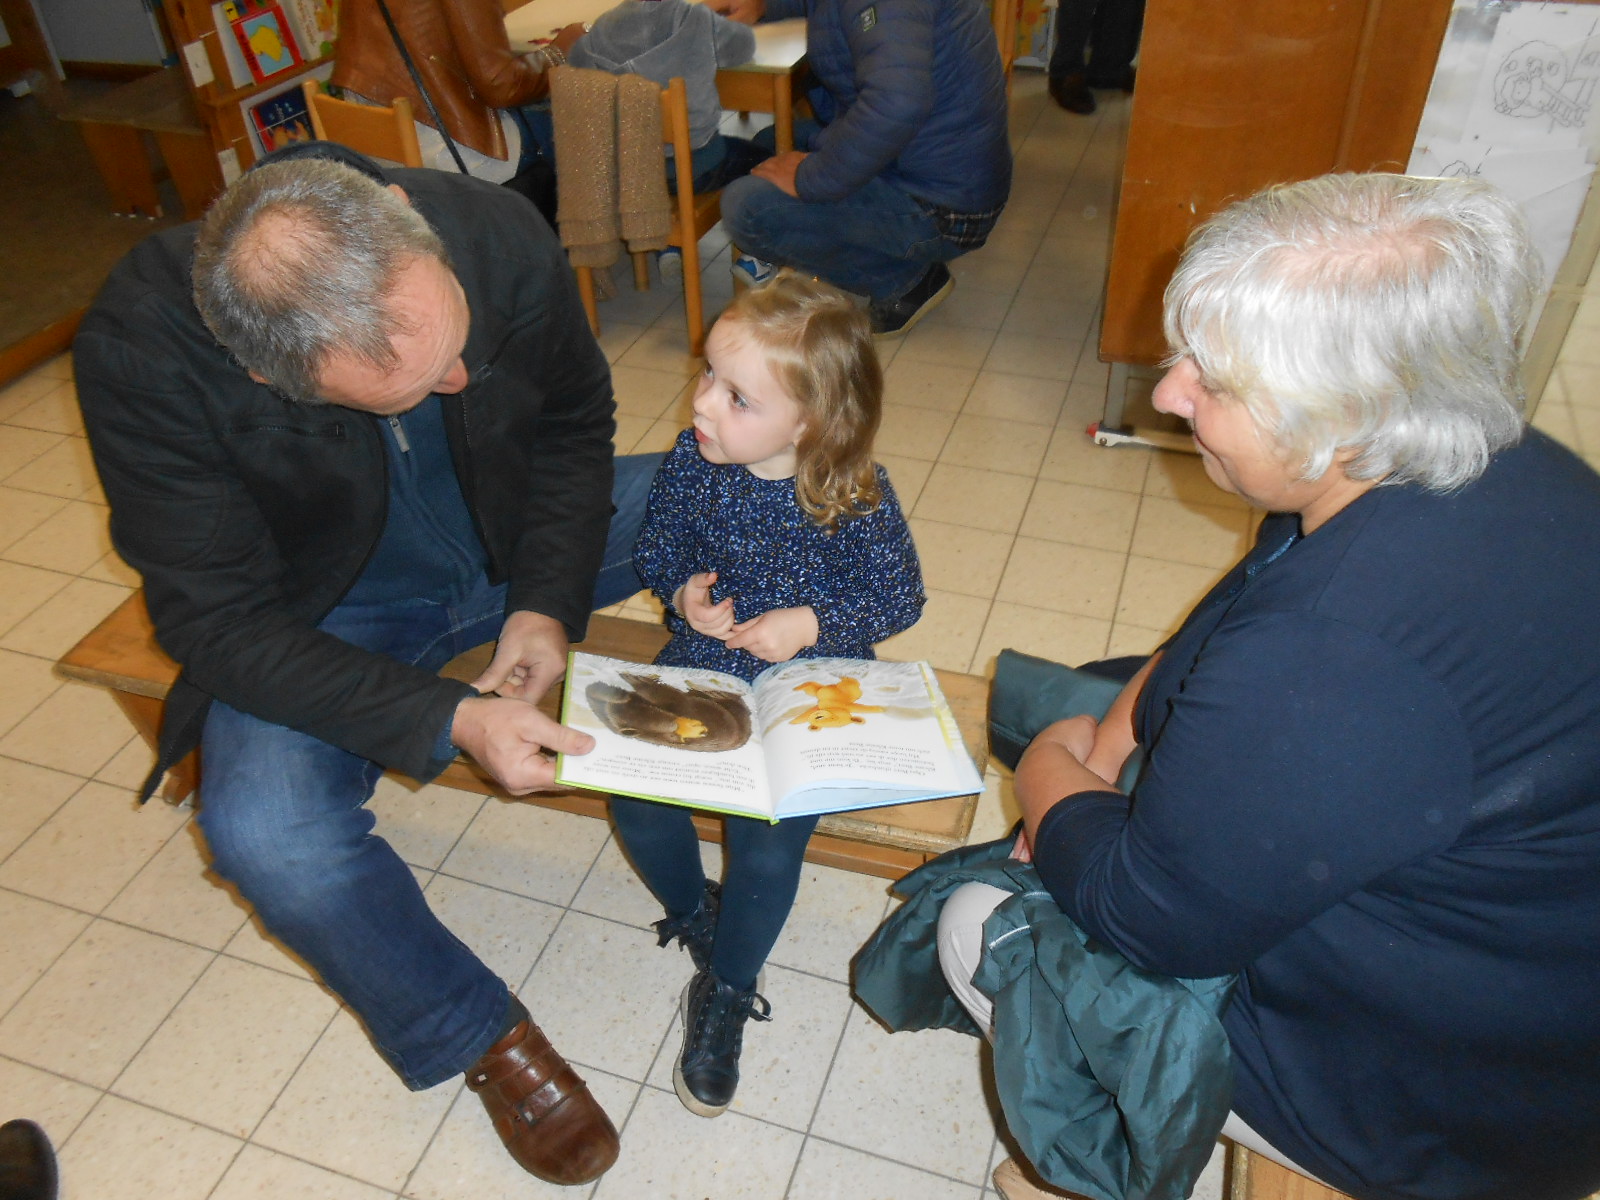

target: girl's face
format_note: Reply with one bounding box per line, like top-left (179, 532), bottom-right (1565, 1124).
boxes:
top-left (690, 318), bottom-right (807, 480)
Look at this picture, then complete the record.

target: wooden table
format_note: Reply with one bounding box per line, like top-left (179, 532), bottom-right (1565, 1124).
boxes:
top-left (57, 67), bottom-right (224, 221)
top-left (504, 0), bottom-right (808, 152)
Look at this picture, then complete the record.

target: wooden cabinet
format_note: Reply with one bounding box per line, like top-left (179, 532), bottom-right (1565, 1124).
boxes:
top-left (1099, 0), bottom-right (1453, 368)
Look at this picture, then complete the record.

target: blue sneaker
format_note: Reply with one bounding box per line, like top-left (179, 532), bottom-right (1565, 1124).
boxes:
top-left (657, 247), bottom-right (683, 281)
top-left (730, 250), bottom-right (775, 289)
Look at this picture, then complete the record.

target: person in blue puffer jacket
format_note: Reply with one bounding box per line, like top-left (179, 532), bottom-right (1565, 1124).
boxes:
top-left (712, 0), bottom-right (1012, 337)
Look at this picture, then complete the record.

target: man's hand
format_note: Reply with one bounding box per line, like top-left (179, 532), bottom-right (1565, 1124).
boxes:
top-left (676, 571), bottom-right (737, 640)
top-left (707, 0), bottom-right (764, 22)
top-left (471, 610), bottom-right (570, 703)
top-left (452, 695), bottom-right (594, 795)
top-left (725, 605), bottom-right (818, 662)
top-left (752, 151), bottom-right (807, 198)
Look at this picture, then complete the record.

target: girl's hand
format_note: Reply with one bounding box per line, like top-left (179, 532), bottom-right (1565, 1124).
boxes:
top-left (676, 571), bottom-right (736, 640)
top-left (725, 606), bottom-right (818, 662)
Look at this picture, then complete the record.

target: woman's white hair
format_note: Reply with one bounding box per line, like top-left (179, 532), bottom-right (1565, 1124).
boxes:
top-left (1162, 172), bottom-right (1542, 491)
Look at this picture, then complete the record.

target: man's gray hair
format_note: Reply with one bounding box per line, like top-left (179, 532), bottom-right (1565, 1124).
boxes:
top-left (192, 159), bottom-right (448, 404)
top-left (1163, 172), bottom-right (1541, 491)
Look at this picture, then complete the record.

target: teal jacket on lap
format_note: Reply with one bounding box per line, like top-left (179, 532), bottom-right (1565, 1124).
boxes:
top-left (853, 835), bottom-right (1235, 1200)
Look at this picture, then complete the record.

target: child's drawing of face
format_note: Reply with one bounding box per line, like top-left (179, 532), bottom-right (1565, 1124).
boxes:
top-left (690, 317), bottom-right (806, 480)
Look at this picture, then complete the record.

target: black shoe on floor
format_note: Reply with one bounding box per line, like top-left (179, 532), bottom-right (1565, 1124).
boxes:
top-left (869, 262), bottom-right (954, 339)
top-left (673, 969), bottom-right (771, 1117)
top-left (0, 1120), bottom-right (57, 1200)
top-left (652, 880), bottom-right (721, 973)
top-left (1048, 72), bottom-right (1095, 113)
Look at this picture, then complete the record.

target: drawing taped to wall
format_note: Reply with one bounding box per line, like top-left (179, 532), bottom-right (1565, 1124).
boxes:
top-left (1492, 38), bottom-right (1598, 129)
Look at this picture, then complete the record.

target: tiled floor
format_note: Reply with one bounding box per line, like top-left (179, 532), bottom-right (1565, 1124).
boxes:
top-left (2, 71), bottom-right (1597, 1200)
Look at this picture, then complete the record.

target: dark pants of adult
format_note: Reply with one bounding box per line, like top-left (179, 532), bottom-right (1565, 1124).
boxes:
top-left (194, 453), bottom-right (663, 1090)
top-left (719, 121), bottom-right (968, 303)
top-left (1048, 0), bottom-right (1145, 87)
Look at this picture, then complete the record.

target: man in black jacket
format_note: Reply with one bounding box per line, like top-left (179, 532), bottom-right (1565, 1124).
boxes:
top-left (73, 146), bottom-right (641, 1186)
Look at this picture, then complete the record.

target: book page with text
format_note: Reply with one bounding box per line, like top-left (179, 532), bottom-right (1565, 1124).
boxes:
top-left (751, 659), bottom-right (981, 816)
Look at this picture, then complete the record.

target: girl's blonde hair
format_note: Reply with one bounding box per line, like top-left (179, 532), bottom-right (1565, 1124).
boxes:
top-left (723, 271), bottom-right (884, 529)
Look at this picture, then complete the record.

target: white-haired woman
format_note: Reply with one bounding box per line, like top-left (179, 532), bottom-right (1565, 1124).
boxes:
top-left (939, 173), bottom-right (1600, 1200)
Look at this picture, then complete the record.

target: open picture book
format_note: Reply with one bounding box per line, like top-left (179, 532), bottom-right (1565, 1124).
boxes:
top-left (555, 653), bottom-right (983, 822)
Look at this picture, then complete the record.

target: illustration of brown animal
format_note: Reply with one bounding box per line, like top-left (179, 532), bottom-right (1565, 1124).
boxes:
top-left (587, 673), bottom-right (752, 751)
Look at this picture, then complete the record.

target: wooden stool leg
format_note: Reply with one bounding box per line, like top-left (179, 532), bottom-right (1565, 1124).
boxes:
top-left (111, 691), bottom-right (199, 803)
top-left (632, 250), bottom-right (650, 291)
top-left (77, 122), bottom-right (162, 217)
top-left (154, 130), bottom-right (224, 221)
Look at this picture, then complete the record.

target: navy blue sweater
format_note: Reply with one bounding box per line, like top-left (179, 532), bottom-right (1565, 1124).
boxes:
top-left (1034, 430), bottom-right (1600, 1200)
top-left (764, 0), bottom-right (1011, 213)
top-left (635, 428), bottom-right (924, 681)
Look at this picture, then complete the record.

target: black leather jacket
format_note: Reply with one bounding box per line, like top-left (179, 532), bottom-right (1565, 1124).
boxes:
top-left (74, 166), bottom-right (615, 794)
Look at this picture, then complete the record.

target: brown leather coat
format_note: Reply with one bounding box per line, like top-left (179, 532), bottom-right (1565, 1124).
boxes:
top-left (332, 0), bottom-right (550, 160)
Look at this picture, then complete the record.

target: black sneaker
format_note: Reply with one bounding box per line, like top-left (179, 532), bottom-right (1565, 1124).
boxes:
top-left (652, 880), bottom-right (720, 973)
top-left (673, 969), bottom-right (771, 1117)
top-left (869, 262), bottom-right (954, 339)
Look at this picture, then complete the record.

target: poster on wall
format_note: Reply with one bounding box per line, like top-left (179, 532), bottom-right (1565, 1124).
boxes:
top-left (1410, 1), bottom-right (1600, 294)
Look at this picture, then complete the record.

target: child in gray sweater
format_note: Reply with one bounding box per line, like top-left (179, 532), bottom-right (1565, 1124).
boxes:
top-left (569, 0), bottom-right (770, 192)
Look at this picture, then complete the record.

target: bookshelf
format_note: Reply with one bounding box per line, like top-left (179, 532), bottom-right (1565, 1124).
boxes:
top-left (161, 0), bottom-right (336, 186)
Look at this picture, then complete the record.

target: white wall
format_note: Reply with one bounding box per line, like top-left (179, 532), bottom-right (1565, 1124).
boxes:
top-left (37, 0), bottom-right (161, 65)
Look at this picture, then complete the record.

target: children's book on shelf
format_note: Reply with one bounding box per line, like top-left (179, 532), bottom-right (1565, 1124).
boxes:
top-left (248, 86), bottom-right (314, 153)
top-left (224, 0), bottom-right (304, 83)
top-left (556, 653), bottom-right (983, 822)
top-left (281, 0), bottom-right (338, 59)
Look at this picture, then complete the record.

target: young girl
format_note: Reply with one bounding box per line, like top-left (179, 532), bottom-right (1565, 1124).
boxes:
top-left (618, 272), bottom-right (925, 1117)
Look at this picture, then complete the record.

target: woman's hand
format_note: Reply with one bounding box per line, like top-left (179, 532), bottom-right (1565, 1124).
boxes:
top-left (725, 605), bottom-right (818, 662)
top-left (675, 571), bottom-right (736, 640)
top-left (1014, 715), bottom-right (1113, 847)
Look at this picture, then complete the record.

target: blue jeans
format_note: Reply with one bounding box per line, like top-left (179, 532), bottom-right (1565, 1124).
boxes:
top-left (195, 452), bottom-right (661, 1090)
top-left (719, 122), bottom-right (956, 301)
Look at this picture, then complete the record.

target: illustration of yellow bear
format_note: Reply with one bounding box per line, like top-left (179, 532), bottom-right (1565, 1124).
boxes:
top-left (789, 677), bottom-right (883, 731)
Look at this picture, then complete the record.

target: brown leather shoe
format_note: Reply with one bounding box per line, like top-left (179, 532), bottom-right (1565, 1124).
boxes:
top-left (0, 1120), bottom-right (57, 1200)
top-left (465, 1018), bottom-right (620, 1185)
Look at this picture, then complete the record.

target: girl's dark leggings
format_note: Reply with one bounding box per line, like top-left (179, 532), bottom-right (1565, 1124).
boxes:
top-left (609, 795), bottom-right (820, 991)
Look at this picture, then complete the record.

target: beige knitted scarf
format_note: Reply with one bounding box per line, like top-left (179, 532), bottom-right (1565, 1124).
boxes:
top-left (551, 67), bottom-right (671, 270)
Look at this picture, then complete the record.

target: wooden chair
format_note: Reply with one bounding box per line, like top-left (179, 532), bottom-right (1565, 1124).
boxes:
top-left (301, 80), bottom-right (424, 168)
top-left (567, 76), bottom-right (723, 357)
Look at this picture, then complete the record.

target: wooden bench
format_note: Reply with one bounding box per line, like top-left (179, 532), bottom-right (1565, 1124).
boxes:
top-left (57, 68), bottom-right (224, 222)
top-left (57, 592), bottom-right (988, 879)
